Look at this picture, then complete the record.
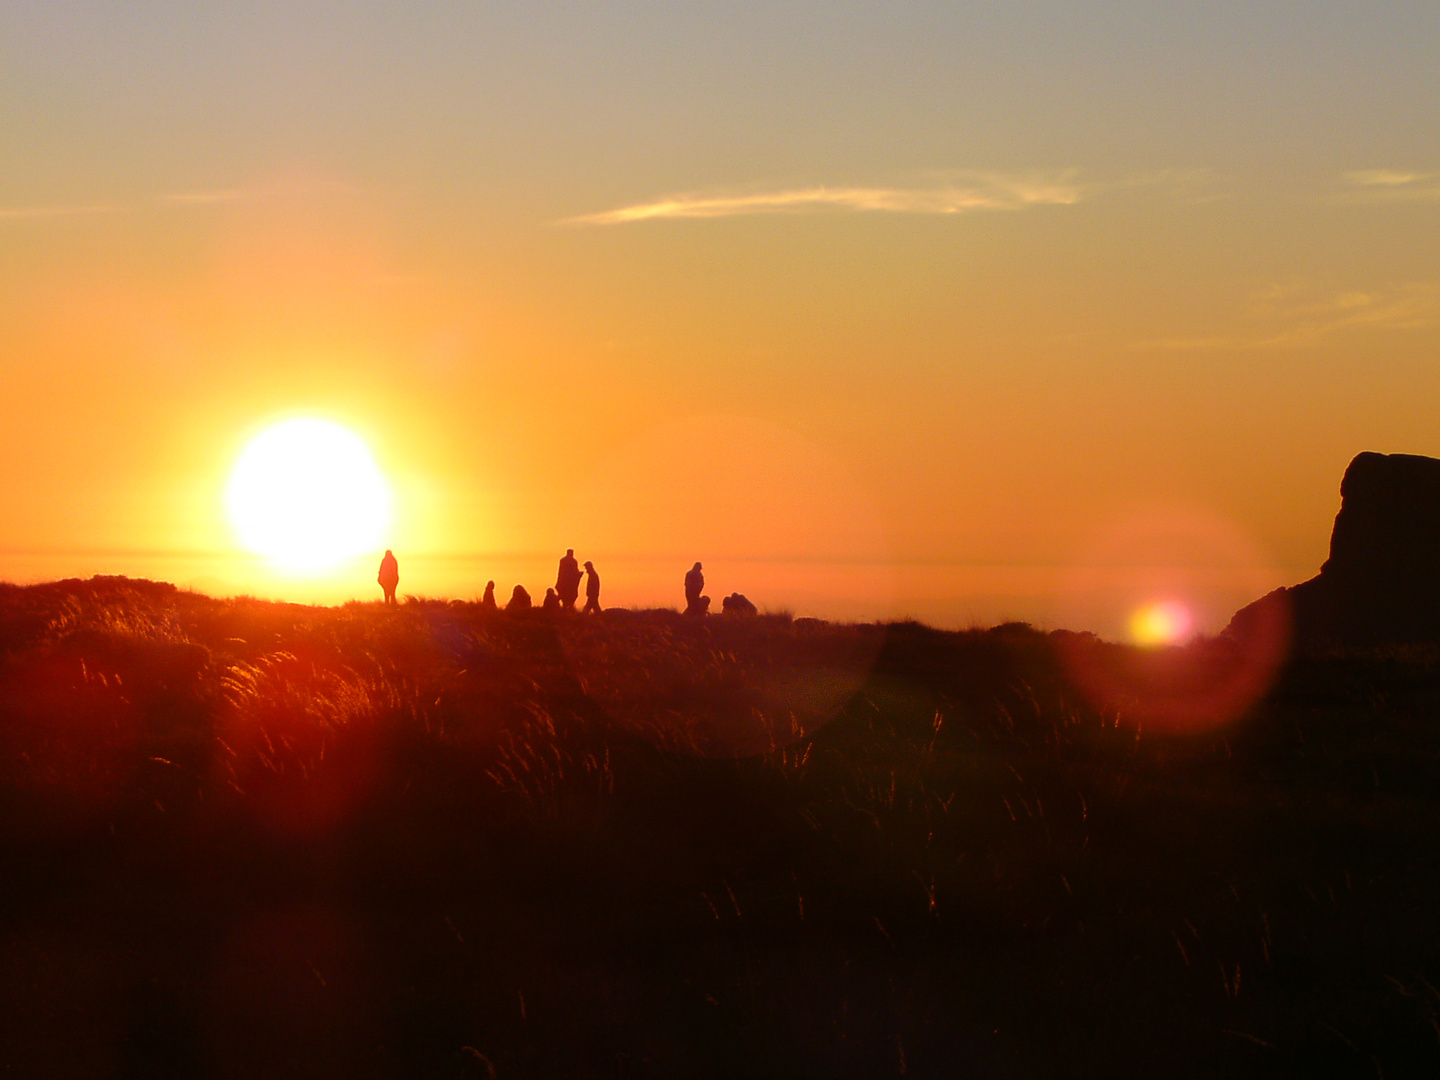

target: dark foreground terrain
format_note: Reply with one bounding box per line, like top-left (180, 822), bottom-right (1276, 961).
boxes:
top-left (3, 577), bottom-right (1439, 1077)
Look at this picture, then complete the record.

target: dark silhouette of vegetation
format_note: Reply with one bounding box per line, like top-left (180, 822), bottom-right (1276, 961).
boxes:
top-left (2, 576), bottom-right (1439, 1077)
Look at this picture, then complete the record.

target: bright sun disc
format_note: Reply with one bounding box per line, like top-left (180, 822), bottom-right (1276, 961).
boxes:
top-left (226, 419), bottom-right (392, 571)
top-left (1129, 600), bottom-right (1193, 647)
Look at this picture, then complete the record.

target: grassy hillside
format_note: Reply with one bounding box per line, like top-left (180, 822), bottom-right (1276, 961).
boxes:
top-left (2, 577), bottom-right (1439, 1077)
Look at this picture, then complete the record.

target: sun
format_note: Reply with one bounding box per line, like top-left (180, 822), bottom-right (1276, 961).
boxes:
top-left (1128, 599), bottom-right (1194, 647)
top-left (226, 418), bottom-right (393, 572)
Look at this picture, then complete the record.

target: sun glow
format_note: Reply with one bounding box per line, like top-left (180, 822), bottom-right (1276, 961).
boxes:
top-left (1128, 600), bottom-right (1194, 647)
top-left (226, 419), bottom-right (392, 572)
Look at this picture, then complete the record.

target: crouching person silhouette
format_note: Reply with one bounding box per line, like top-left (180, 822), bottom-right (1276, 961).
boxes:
top-left (684, 561), bottom-right (708, 616)
top-left (378, 550), bottom-right (399, 605)
top-left (722, 592), bottom-right (757, 616)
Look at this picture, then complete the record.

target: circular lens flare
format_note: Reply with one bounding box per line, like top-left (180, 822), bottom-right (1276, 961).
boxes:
top-left (1129, 600), bottom-right (1193, 646)
top-left (226, 419), bottom-right (392, 571)
top-left (1059, 506), bottom-right (1292, 730)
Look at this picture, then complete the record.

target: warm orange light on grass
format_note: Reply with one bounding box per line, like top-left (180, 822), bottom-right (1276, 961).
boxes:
top-left (226, 418), bottom-right (392, 572)
top-left (1128, 600), bottom-right (1194, 646)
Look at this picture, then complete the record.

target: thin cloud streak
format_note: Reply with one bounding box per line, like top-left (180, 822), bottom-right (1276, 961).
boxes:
top-left (1330, 170), bottom-right (1440, 203)
top-left (5, 178), bottom-right (365, 223)
top-left (160, 189), bottom-right (253, 205)
top-left (0, 204), bottom-right (121, 221)
top-left (562, 173), bottom-right (1083, 225)
top-left (1142, 282), bottom-right (1440, 351)
top-left (159, 178), bottom-right (362, 207)
top-left (1344, 169), bottom-right (1427, 187)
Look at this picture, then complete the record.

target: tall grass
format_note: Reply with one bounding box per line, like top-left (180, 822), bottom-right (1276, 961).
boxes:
top-left (1, 577), bottom-right (1438, 1077)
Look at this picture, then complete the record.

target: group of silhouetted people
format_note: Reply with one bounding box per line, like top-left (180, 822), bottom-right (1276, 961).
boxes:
top-left (478, 577), bottom-right (564, 614)
top-left (678, 561), bottom-right (754, 616)
top-left (546, 548), bottom-right (601, 613)
top-left (377, 548), bottom-right (753, 617)
top-left (474, 551), bottom-right (600, 615)
top-left (377, 548), bottom-right (601, 613)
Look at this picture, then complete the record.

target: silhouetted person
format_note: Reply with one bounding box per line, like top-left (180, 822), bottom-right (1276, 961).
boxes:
top-left (684, 561), bottom-right (706, 616)
top-left (481, 580), bottom-right (498, 610)
top-left (506, 584), bottom-right (532, 612)
top-left (378, 550), bottom-right (399, 606)
top-left (543, 587), bottom-right (561, 612)
top-left (722, 592), bottom-right (757, 615)
top-left (556, 548), bottom-right (582, 611)
top-left (582, 561), bottom-right (601, 614)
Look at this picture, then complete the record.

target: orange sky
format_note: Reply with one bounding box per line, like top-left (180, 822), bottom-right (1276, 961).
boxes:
top-left (2, 3), bottom-right (1437, 636)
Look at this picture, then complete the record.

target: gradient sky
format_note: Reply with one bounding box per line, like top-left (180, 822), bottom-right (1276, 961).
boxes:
top-left (2, 2), bottom-right (1437, 633)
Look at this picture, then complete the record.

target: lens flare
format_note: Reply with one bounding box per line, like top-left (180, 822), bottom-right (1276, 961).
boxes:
top-left (1059, 506), bottom-right (1291, 730)
top-left (226, 418), bottom-right (392, 572)
top-left (1129, 600), bottom-right (1193, 646)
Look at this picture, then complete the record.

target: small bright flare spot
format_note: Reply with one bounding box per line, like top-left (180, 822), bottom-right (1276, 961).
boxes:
top-left (226, 419), bottom-right (392, 571)
top-left (1129, 600), bottom-right (1193, 646)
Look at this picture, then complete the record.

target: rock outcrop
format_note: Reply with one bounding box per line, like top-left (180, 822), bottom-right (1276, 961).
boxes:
top-left (1228, 452), bottom-right (1440, 650)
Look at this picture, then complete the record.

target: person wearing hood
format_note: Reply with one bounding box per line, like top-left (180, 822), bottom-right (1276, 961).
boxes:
top-left (582, 561), bottom-right (601, 614)
top-left (555, 549), bottom-right (582, 611)
top-left (684, 561), bottom-right (705, 615)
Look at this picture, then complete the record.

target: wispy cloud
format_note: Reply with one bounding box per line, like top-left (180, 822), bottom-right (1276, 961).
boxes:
top-left (159, 177), bottom-right (361, 206)
top-left (561, 171), bottom-right (1083, 225)
top-left (159, 188), bottom-right (253, 205)
top-left (1331, 169), bottom-right (1440, 203)
top-left (0, 203), bottom-right (121, 221)
top-left (1143, 281), bottom-right (1440, 351)
top-left (1344, 169), bottom-right (1427, 187)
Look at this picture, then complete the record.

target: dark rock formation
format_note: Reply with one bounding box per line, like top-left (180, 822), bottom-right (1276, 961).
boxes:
top-left (1228, 452), bottom-right (1440, 651)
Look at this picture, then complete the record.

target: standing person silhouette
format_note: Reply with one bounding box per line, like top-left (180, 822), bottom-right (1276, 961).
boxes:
top-left (556, 549), bottom-right (582, 611)
top-left (684, 561), bottom-right (705, 615)
top-left (582, 561), bottom-right (601, 614)
top-left (378, 550), bottom-right (399, 606)
top-left (480, 580), bottom-right (498, 610)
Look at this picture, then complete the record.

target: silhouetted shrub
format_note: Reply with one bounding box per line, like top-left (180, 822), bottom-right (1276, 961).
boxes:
top-left (0, 579), bottom-right (1437, 1077)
